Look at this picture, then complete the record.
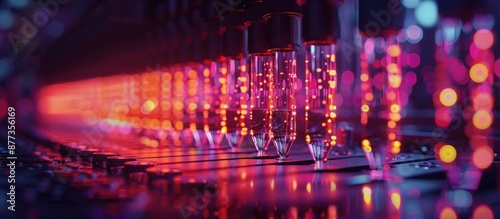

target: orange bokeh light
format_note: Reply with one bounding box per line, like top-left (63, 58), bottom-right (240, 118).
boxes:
top-left (440, 207), bottom-right (457, 219)
top-left (387, 45), bottom-right (401, 57)
top-left (390, 104), bottom-right (401, 113)
top-left (365, 93), bottom-right (374, 101)
top-left (360, 73), bottom-right (369, 82)
top-left (469, 63), bottom-right (489, 83)
top-left (472, 205), bottom-right (494, 219)
top-left (387, 120), bottom-right (396, 128)
top-left (439, 88), bottom-right (457, 107)
top-left (474, 29), bottom-right (494, 50)
top-left (472, 146), bottom-right (493, 169)
top-left (472, 110), bottom-right (493, 130)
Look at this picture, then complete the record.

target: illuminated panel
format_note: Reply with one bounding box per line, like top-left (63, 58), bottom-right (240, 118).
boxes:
top-left (141, 70), bottom-right (160, 131)
top-left (171, 66), bottom-right (185, 146)
top-left (160, 67), bottom-right (173, 144)
top-left (219, 62), bottom-right (229, 135)
top-left (186, 67), bottom-right (200, 133)
top-left (200, 61), bottom-right (223, 147)
top-left (385, 39), bottom-right (403, 154)
top-left (305, 44), bottom-right (337, 168)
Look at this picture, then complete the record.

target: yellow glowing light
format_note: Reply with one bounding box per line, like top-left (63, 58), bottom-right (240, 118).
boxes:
top-left (270, 179), bottom-right (274, 190)
top-left (141, 99), bottom-right (158, 114)
top-left (391, 147), bottom-right (401, 154)
top-left (241, 172), bottom-right (247, 180)
top-left (472, 110), bottom-right (493, 130)
top-left (391, 192), bottom-right (401, 209)
top-left (440, 207), bottom-right (457, 219)
top-left (360, 74), bottom-right (369, 82)
top-left (390, 104), bottom-right (401, 113)
top-left (362, 139), bottom-right (370, 146)
top-left (292, 180), bottom-right (297, 191)
top-left (330, 182), bottom-right (336, 192)
top-left (387, 45), bottom-right (401, 57)
top-left (389, 74), bottom-right (402, 88)
top-left (330, 54), bottom-right (336, 62)
top-left (387, 63), bottom-right (400, 74)
top-left (363, 145), bottom-right (372, 153)
top-left (203, 69), bottom-right (210, 77)
top-left (221, 67), bottom-right (227, 74)
top-left (472, 146), bottom-right (493, 169)
top-left (392, 141), bottom-right (401, 148)
top-left (439, 88), bottom-right (457, 107)
top-left (362, 186), bottom-right (372, 205)
top-left (306, 183), bottom-right (312, 193)
top-left (470, 63), bottom-right (489, 83)
top-left (439, 145), bottom-right (457, 163)
top-left (361, 104), bottom-right (370, 112)
top-left (472, 205), bottom-right (494, 219)
top-left (389, 113), bottom-right (401, 121)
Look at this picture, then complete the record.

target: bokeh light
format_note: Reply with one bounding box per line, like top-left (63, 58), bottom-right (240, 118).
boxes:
top-left (473, 29), bottom-right (494, 50)
top-left (406, 25), bottom-right (423, 44)
top-left (439, 88), bottom-right (457, 107)
top-left (402, 0), bottom-right (420, 8)
top-left (391, 192), bottom-right (401, 209)
top-left (472, 205), bottom-right (494, 219)
top-left (415, 1), bottom-right (438, 28)
top-left (388, 45), bottom-right (401, 57)
top-left (439, 207), bottom-right (457, 219)
top-left (439, 144), bottom-right (457, 163)
top-left (362, 186), bottom-right (372, 205)
top-left (472, 110), bottom-right (493, 130)
top-left (405, 71), bottom-right (417, 86)
top-left (469, 63), bottom-right (489, 83)
top-left (450, 189), bottom-right (472, 207)
top-left (0, 10), bottom-right (13, 30)
top-left (341, 71), bottom-right (355, 85)
top-left (472, 146), bottom-right (493, 169)
top-left (495, 58), bottom-right (500, 78)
